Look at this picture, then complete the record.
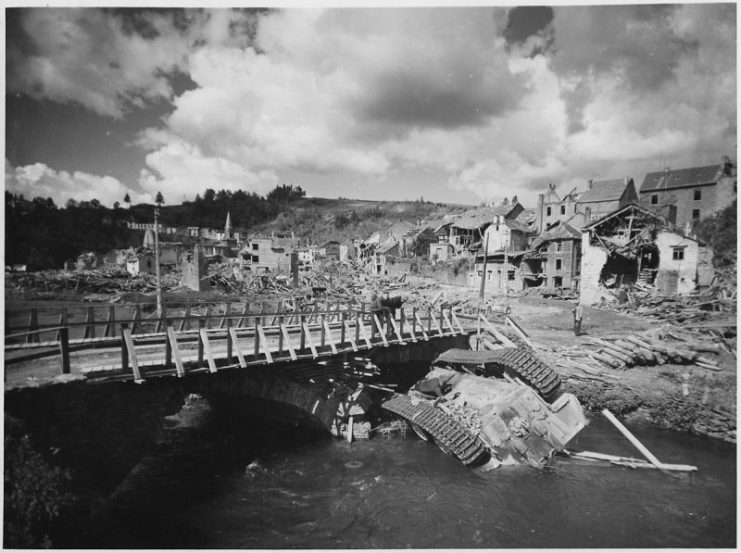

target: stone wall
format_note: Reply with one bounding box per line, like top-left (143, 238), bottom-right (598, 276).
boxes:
top-left (579, 233), bottom-right (609, 305)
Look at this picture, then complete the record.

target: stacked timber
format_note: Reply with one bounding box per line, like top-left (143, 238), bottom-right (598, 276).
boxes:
top-left (585, 331), bottom-right (724, 371)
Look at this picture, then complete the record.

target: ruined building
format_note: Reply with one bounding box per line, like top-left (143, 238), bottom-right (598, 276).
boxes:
top-left (639, 156), bottom-right (737, 232)
top-left (535, 184), bottom-right (580, 234)
top-left (579, 204), bottom-right (709, 305)
top-left (522, 221), bottom-right (582, 291)
top-left (576, 177), bottom-right (638, 223)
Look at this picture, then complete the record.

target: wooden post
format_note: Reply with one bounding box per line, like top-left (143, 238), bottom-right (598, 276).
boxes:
top-left (199, 328), bottom-right (218, 373)
top-left (167, 325), bottom-right (185, 377)
top-left (388, 312), bottom-right (403, 344)
top-left (120, 322), bottom-right (129, 373)
top-left (237, 302), bottom-right (249, 328)
top-left (320, 314), bottom-right (326, 348)
top-left (220, 303), bottom-right (231, 329)
top-left (410, 307), bottom-right (418, 342)
top-left (178, 305), bottom-right (190, 332)
top-left (26, 309), bottom-right (40, 344)
top-left (122, 327), bottom-right (143, 383)
top-left (155, 303), bottom-right (167, 333)
top-left (399, 308), bottom-right (405, 339)
top-left (427, 307), bottom-right (432, 334)
top-left (344, 317), bottom-right (358, 352)
top-left (254, 318), bottom-right (260, 358)
top-left (323, 318), bottom-right (338, 354)
top-left (59, 326), bottom-right (70, 375)
top-left (229, 328), bottom-right (247, 368)
top-left (300, 315), bottom-right (306, 351)
top-left (373, 314), bottom-right (389, 347)
top-left (198, 318), bottom-right (205, 365)
top-left (257, 325), bottom-right (273, 363)
top-left (430, 307), bottom-right (443, 336)
top-left (451, 310), bottom-right (466, 334)
top-left (302, 321), bottom-right (319, 358)
top-left (355, 312), bottom-right (360, 345)
top-left (165, 319), bottom-right (172, 371)
top-left (415, 311), bottom-right (429, 340)
top-left (226, 316), bottom-right (233, 364)
top-left (278, 315), bottom-right (284, 354)
top-left (84, 307), bottom-right (96, 339)
top-left (104, 305), bottom-right (116, 337)
top-left (132, 303), bottom-right (142, 334)
top-left (204, 304), bottom-right (212, 330)
top-left (439, 305), bottom-right (445, 335)
top-left (602, 409), bottom-right (673, 476)
top-left (358, 318), bottom-right (372, 349)
top-left (340, 312), bottom-right (346, 346)
top-left (56, 308), bottom-right (68, 342)
top-left (280, 324), bottom-right (298, 361)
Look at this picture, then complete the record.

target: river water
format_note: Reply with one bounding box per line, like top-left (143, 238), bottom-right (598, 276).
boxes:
top-left (149, 414), bottom-right (735, 549)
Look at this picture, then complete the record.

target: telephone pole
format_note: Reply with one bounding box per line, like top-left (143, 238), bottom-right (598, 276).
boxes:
top-left (154, 205), bottom-right (162, 316)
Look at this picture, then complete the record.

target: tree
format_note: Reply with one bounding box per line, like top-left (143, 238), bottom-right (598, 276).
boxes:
top-left (155, 191), bottom-right (164, 206)
top-left (123, 193), bottom-right (131, 208)
top-left (113, 201), bottom-right (121, 210)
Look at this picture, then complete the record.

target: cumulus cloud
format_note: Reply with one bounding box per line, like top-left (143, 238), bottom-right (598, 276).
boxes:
top-left (7, 8), bottom-right (262, 118)
top-left (5, 159), bottom-right (150, 207)
top-left (9, 6), bottom-right (736, 206)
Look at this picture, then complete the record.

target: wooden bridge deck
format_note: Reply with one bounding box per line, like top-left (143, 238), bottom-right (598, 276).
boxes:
top-left (5, 302), bottom-right (474, 386)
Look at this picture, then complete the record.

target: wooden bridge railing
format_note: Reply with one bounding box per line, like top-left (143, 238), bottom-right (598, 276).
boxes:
top-left (5, 302), bottom-right (470, 384)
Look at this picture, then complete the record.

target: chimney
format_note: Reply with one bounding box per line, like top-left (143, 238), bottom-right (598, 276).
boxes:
top-left (587, 179), bottom-right (593, 190)
top-left (511, 195), bottom-right (518, 205)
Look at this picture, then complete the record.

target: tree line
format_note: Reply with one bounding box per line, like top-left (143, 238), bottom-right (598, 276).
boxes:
top-left (4, 184), bottom-right (307, 270)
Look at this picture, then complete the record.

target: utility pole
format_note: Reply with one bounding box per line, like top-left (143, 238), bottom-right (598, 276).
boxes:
top-left (154, 205), bottom-right (162, 316)
top-left (476, 233), bottom-right (490, 351)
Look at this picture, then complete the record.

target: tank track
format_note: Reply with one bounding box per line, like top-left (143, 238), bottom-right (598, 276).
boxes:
top-left (479, 348), bottom-right (561, 402)
top-left (381, 394), bottom-right (487, 466)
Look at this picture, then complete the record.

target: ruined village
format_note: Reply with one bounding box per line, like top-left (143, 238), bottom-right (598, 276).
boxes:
top-left (4, 5), bottom-right (737, 550)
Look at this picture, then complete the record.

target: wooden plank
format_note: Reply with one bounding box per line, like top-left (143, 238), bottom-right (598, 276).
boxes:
top-left (320, 314), bottom-right (326, 347)
top-left (219, 303), bottom-right (231, 329)
top-left (155, 303), bottom-right (167, 333)
top-left (323, 318), bottom-right (339, 354)
top-left (344, 318), bottom-right (359, 352)
top-left (167, 326), bottom-right (186, 377)
top-left (131, 304), bottom-right (142, 334)
top-left (442, 310), bottom-right (456, 335)
top-left (451, 310), bottom-right (466, 334)
top-left (59, 327), bottom-right (70, 375)
top-left (358, 319), bottom-right (372, 349)
top-left (229, 327), bottom-right (247, 368)
top-left (280, 324), bottom-right (298, 361)
top-left (601, 409), bottom-right (672, 476)
top-left (257, 325), bottom-right (274, 363)
top-left (56, 308), bottom-right (68, 342)
top-left (199, 328), bottom-right (218, 373)
top-left (373, 314), bottom-right (389, 347)
top-left (430, 309), bottom-right (443, 336)
top-left (122, 328), bottom-right (144, 383)
top-left (302, 322), bottom-right (319, 358)
top-left (84, 307), bottom-right (96, 339)
top-left (178, 305), bottom-right (190, 332)
top-left (480, 315), bottom-right (516, 347)
top-left (104, 305), bottom-right (116, 337)
top-left (506, 314), bottom-right (534, 348)
top-left (408, 308), bottom-right (417, 342)
top-left (198, 319), bottom-right (205, 365)
top-left (120, 322), bottom-right (129, 374)
top-left (414, 311), bottom-right (429, 340)
top-left (26, 309), bottom-right (40, 344)
top-left (387, 311), bottom-right (404, 344)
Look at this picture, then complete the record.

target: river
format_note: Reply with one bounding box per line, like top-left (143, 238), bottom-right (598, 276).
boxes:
top-left (138, 414), bottom-right (736, 549)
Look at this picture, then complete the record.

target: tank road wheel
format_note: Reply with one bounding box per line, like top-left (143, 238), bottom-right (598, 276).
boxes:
top-left (382, 395), bottom-right (487, 466)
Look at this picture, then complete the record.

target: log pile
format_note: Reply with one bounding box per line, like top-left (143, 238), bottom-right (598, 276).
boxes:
top-left (582, 330), bottom-right (724, 371)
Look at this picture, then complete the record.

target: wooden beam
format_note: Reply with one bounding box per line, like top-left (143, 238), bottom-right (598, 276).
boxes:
top-left (358, 318), bottom-right (372, 349)
top-left (373, 314), bottom-right (389, 347)
top-left (442, 310), bottom-right (456, 335)
top-left (323, 318), bottom-right (339, 354)
top-left (256, 325), bottom-right (273, 363)
top-left (229, 327), bottom-right (247, 368)
top-left (199, 328), bottom-right (218, 373)
top-left (480, 315), bottom-right (516, 348)
top-left (167, 326), bottom-right (185, 377)
top-left (451, 310), bottom-right (466, 334)
top-left (388, 313), bottom-right (404, 344)
top-left (280, 324), bottom-right (298, 361)
top-left (302, 322), bottom-right (319, 358)
top-left (414, 311), bottom-right (429, 340)
top-left (343, 318), bottom-right (359, 352)
top-left (122, 328), bottom-right (144, 383)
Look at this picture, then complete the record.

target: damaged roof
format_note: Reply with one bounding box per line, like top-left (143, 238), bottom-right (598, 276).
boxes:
top-left (451, 203), bottom-right (520, 230)
top-left (640, 164), bottom-right (725, 192)
top-left (578, 178), bottom-right (634, 204)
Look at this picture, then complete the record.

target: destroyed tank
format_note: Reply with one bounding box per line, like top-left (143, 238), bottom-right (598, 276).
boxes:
top-left (381, 348), bottom-right (587, 468)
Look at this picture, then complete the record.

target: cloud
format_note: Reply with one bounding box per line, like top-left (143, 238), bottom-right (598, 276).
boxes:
top-left (5, 159), bottom-right (149, 207)
top-left (137, 132), bottom-right (278, 203)
top-left (7, 8), bottom-right (263, 118)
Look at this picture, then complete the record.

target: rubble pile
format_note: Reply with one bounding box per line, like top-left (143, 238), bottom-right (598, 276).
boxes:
top-left (5, 269), bottom-right (180, 301)
top-left (598, 281), bottom-right (736, 326)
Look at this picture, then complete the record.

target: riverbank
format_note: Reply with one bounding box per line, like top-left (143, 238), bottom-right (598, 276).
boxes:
top-left (504, 295), bottom-right (736, 443)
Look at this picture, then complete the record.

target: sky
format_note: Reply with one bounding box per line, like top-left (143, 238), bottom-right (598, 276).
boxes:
top-left (4, 4), bottom-right (737, 209)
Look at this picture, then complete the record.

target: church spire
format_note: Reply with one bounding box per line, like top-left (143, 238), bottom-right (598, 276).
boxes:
top-left (225, 211), bottom-right (233, 239)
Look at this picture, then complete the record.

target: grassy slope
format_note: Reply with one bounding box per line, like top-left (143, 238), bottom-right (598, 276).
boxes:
top-left (248, 197), bottom-right (472, 244)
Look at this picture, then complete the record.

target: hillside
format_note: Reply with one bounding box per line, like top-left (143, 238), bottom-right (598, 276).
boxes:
top-left (249, 197), bottom-right (471, 243)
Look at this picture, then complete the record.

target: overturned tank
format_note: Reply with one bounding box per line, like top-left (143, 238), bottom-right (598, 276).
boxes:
top-left (382, 348), bottom-right (587, 469)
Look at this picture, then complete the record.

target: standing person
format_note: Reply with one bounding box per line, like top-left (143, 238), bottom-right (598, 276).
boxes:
top-left (572, 301), bottom-right (584, 336)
